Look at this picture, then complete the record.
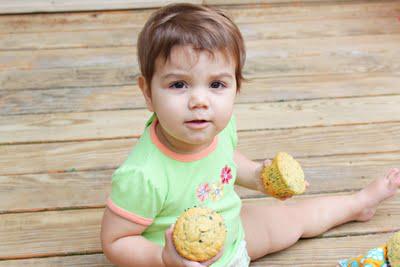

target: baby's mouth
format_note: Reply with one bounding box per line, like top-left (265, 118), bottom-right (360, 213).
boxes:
top-left (187, 120), bottom-right (209, 123)
top-left (185, 120), bottom-right (211, 129)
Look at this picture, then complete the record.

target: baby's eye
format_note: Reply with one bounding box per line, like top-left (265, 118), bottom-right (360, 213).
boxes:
top-left (210, 81), bottom-right (226, 89)
top-left (169, 81), bottom-right (187, 89)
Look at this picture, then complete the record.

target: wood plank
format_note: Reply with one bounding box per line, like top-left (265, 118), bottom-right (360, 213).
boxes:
top-left (0, 232), bottom-right (396, 266)
top-left (0, 138), bottom-right (134, 176)
top-left (0, 0), bottom-right (201, 14)
top-left (2, 152), bottom-right (400, 213)
top-left (0, 1), bottom-right (397, 34)
top-left (0, 209), bottom-right (102, 260)
top-left (0, 254), bottom-right (112, 267)
top-left (0, 28), bottom-right (140, 51)
top-left (2, 17), bottom-right (399, 51)
top-left (0, 10), bottom-right (148, 34)
top-left (0, 194), bottom-right (398, 259)
top-left (207, 0), bottom-right (389, 6)
top-left (228, 1), bottom-right (400, 25)
top-left (243, 36), bottom-right (400, 79)
top-left (0, 0), bottom-right (387, 14)
top-left (251, 232), bottom-right (395, 266)
top-left (0, 47), bottom-right (137, 71)
top-left (2, 34), bottom-right (399, 71)
top-left (1, 1), bottom-right (398, 52)
top-left (1, 121), bottom-right (399, 175)
top-left (1, 95), bottom-right (400, 144)
top-left (237, 121), bottom-right (400, 159)
top-left (0, 73), bottom-right (399, 115)
top-left (0, 139), bottom-right (134, 176)
top-left (0, 66), bottom-right (137, 91)
top-left (239, 16), bottom-right (400, 42)
top-left (2, 72), bottom-right (399, 116)
top-left (0, 169), bottom-right (113, 213)
top-left (2, 34), bottom-right (399, 91)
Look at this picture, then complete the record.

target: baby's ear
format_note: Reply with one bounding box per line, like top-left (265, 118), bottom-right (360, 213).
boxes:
top-left (138, 76), bottom-right (154, 112)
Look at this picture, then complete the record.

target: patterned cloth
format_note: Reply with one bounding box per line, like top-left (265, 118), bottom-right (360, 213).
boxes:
top-left (337, 245), bottom-right (389, 267)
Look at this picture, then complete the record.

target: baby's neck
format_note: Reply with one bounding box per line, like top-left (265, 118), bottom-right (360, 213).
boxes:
top-left (155, 122), bottom-right (214, 155)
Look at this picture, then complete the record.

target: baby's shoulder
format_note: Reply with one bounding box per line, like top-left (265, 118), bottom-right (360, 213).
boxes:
top-left (111, 160), bottom-right (168, 198)
top-left (112, 144), bottom-right (166, 184)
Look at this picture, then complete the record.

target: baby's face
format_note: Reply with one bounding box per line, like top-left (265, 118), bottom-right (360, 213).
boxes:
top-left (148, 45), bottom-right (237, 153)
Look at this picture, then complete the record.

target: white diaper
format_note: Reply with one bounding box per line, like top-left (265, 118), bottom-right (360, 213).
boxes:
top-left (226, 240), bottom-right (251, 267)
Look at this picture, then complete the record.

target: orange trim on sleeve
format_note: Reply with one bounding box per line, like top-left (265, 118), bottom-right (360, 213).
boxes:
top-left (106, 197), bottom-right (153, 226)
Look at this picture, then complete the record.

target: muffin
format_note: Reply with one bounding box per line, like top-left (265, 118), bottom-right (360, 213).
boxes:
top-left (261, 152), bottom-right (306, 199)
top-left (172, 207), bottom-right (226, 262)
top-left (388, 231), bottom-right (400, 267)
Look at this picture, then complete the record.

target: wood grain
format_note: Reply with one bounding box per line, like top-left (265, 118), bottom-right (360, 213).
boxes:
top-left (1, 0), bottom-right (394, 14)
top-left (250, 232), bottom-right (394, 266)
top-left (0, 2), bottom-right (397, 34)
top-left (0, 194), bottom-right (398, 260)
top-left (2, 72), bottom-right (400, 116)
top-left (2, 151), bottom-right (400, 212)
top-left (2, 16), bottom-right (399, 50)
top-left (1, 35), bottom-right (399, 91)
top-left (1, 122), bottom-right (400, 175)
top-left (0, 254), bottom-right (112, 267)
top-left (2, 95), bottom-right (400, 144)
top-left (0, 0), bottom-right (201, 14)
top-left (0, 232), bottom-right (395, 266)
top-left (1, 1), bottom-right (400, 265)
top-left (2, 34), bottom-right (399, 71)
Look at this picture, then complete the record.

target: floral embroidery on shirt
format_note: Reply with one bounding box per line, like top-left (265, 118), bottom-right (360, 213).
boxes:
top-left (196, 183), bottom-right (210, 202)
top-left (209, 183), bottom-right (224, 202)
top-left (220, 165), bottom-right (233, 184)
top-left (195, 165), bottom-right (234, 203)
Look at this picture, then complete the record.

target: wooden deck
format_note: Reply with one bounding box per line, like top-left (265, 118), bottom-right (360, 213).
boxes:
top-left (1, 0), bottom-right (400, 266)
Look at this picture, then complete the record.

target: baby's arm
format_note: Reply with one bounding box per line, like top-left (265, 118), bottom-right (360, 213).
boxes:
top-left (101, 208), bottom-right (222, 267)
top-left (100, 207), bottom-right (164, 267)
top-left (234, 150), bottom-right (268, 192)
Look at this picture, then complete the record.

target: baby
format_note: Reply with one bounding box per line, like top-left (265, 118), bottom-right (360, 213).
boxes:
top-left (100, 3), bottom-right (400, 267)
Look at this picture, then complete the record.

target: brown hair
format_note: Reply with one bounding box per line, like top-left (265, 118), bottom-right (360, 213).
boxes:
top-left (137, 3), bottom-right (246, 92)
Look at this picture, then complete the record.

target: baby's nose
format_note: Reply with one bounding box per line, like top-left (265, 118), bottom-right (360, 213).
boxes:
top-left (188, 88), bottom-right (210, 109)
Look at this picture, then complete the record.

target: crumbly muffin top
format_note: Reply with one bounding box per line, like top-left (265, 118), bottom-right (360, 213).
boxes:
top-left (276, 152), bottom-right (305, 194)
top-left (172, 207), bottom-right (226, 262)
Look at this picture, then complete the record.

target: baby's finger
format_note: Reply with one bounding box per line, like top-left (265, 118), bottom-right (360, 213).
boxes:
top-left (201, 247), bottom-right (224, 266)
top-left (164, 224), bottom-right (175, 247)
top-left (386, 168), bottom-right (400, 179)
top-left (391, 168), bottom-right (399, 176)
top-left (305, 180), bottom-right (310, 187)
top-left (391, 169), bottom-right (400, 181)
top-left (166, 224), bottom-right (173, 236)
top-left (182, 260), bottom-right (204, 267)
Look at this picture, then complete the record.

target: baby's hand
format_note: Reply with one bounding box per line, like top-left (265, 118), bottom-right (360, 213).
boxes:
top-left (162, 224), bottom-right (224, 267)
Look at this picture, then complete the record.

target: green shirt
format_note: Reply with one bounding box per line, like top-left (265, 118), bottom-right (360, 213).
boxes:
top-left (107, 113), bottom-right (244, 266)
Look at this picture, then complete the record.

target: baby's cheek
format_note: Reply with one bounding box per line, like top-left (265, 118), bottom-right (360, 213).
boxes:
top-left (215, 121), bottom-right (228, 134)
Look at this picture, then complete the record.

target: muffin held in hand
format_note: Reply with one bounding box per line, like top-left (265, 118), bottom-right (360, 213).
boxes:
top-left (172, 207), bottom-right (226, 262)
top-left (388, 231), bottom-right (400, 267)
top-left (261, 152), bottom-right (306, 199)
